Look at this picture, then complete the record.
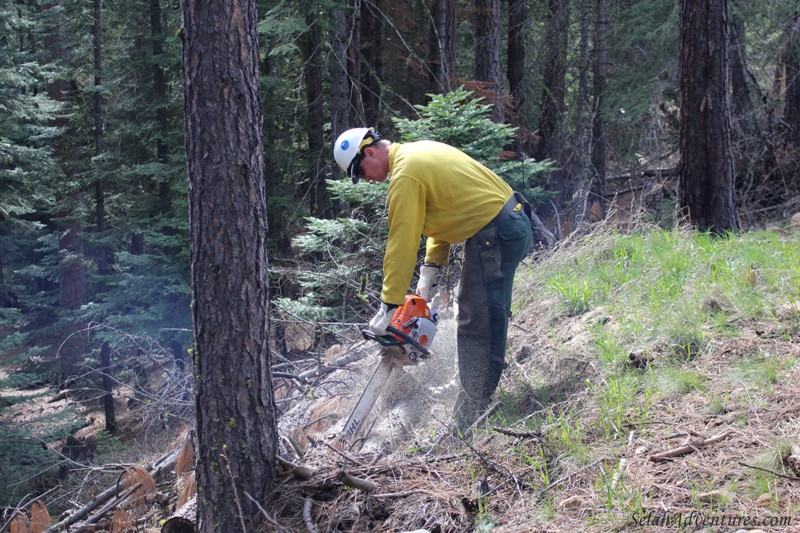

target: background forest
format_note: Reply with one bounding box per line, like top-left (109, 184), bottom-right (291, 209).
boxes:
top-left (1, 0), bottom-right (800, 523)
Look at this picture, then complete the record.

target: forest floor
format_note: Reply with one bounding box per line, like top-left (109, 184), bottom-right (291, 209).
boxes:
top-left (3, 220), bottom-right (800, 532)
top-left (268, 278), bottom-right (800, 531)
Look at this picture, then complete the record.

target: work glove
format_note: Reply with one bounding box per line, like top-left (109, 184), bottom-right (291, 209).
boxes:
top-left (368, 302), bottom-right (397, 336)
top-left (416, 263), bottom-right (441, 302)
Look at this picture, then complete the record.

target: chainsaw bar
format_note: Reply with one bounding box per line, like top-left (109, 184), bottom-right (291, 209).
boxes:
top-left (342, 293), bottom-right (439, 446)
top-left (341, 346), bottom-right (420, 443)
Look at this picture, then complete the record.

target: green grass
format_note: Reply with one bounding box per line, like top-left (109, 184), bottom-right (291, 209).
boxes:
top-left (654, 366), bottom-right (707, 396)
top-left (728, 355), bottom-right (784, 387)
top-left (527, 227), bottom-right (800, 354)
top-left (500, 225), bottom-right (800, 528)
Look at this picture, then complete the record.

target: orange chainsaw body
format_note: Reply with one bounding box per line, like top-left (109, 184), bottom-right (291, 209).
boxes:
top-left (389, 294), bottom-right (438, 352)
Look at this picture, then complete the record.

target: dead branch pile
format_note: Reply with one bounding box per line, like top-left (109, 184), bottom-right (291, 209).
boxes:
top-left (267, 428), bottom-right (558, 533)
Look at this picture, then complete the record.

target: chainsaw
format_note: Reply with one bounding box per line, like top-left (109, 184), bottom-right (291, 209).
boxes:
top-left (341, 293), bottom-right (439, 444)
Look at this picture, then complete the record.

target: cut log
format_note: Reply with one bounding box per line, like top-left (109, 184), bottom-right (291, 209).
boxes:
top-left (161, 496), bottom-right (196, 533)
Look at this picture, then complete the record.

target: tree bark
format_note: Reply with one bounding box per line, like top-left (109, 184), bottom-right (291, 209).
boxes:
top-left (348, 1), bottom-right (365, 121)
top-left (536, 0), bottom-right (570, 163)
top-left (360, 0), bottom-right (383, 125)
top-left (475, 0), bottom-right (504, 122)
top-left (589, 0), bottom-right (607, 220)
top-left (678, 0), bottom-right (738, 233)
top-left (728, 7), bottom-right (757, 138)
top-left (783, 11), bottom-right (800, 146)
top-left (506, 0), bottom-right (526, 123)
top-left (100, 342), bottom-right (117, 433)
top-left (182, 0), bottom-right (277, 531)
top-left (330, 0), bottom-right (351, 137)
top-left (301, 4), bottom-right (330, 217)
top-left (44, 5), bottom-right (86, 384)
top-left (429, 0), bottom-right (456, 94)
top-left (150, 0), bottom-right (172, 215)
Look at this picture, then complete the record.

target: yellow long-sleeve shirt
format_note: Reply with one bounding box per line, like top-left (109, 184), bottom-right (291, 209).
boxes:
top-left (381, 141), bottom-right (513, 305)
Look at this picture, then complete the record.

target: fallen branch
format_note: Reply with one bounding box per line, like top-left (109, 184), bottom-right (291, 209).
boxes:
top-left (370, 490), bottom-right (417, 499)
top-left (272, 371), bottom-right (309, 384)
top-left (297, 347), bottom-right (371, 382)
top-left (72, 482), bottom-right (141, 529)
top-left (324, 440), bottom-right (365, 467)
top-left (43, 447), bottom-right (179, 533)
top-left (738, 462), bottom-right (800, 482)
top-left (276, 456), bottom-right (315, 480)
top-left (606, 167), bottom-right (679, 182)
top-left (538, 458), bottom-right (604, 495)
top-left (303, 497), bottom-right (318, 533)
top-left (490, 426), bottom-right (543, 440)
top-left (244, 491), bottom-right (291, 533)
top-left (0, 487), bottom-right (59, 533)
top-left (649, 431), bottom-right (731, 463)
top-left (337, 471), bottom-right (377, 492)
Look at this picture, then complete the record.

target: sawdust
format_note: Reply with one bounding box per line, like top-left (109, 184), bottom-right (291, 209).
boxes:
top-left (278, 315), bottom-right (461, 459)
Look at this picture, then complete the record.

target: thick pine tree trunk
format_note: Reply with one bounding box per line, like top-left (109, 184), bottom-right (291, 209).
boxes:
top-left (678, 0), bottom-right (738, 233)
top-left (182, 0), bottom-right (277, 530)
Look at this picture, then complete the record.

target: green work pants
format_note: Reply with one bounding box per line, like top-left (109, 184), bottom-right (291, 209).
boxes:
top-left (454, 209), bottom-right (531, 430)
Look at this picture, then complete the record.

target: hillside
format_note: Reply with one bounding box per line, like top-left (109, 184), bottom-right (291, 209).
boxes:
top-left (3, 221), bottom-right (800, 532)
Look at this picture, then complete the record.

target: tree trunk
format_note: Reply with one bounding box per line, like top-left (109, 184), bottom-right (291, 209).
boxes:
top-left (330, 0), bottom-right (350, 137)
top-left (100, 342), bottom-right (117, 433)
top-left (360, 0), bottom-right (383, 125)
top-left (783, 12), bottom-right (800, 147)
top-left (182, 0), bottom-right (277, 531)
top-left (536, 0), bottom-right (571, 223)
top-left (150, 0), bottom-right (172, 215)
top-left (429, 0), bottom-right (456, 93)
top-left (572, 0), bottom-right (591, 167)
top-left (93, 0), bottom-right (110, 276)
top-left (678, 0), bottom-right (738, 233)
top-left (301, 5), bottom-right (330, 217)
top-left (536, 0), bottom-right (569, 163)
top-left (475, 0), bottom-right (504, 122)
top-left (728, 8), bottom-right (757, 136)
top-left (348, 1), bottom-right (365, 121)
top-left (506, 0), bottom-right (525, 124)
top-left (589, 0), bottom-right (607, 221)
top-left (45, 8), bottom-right (86, 384)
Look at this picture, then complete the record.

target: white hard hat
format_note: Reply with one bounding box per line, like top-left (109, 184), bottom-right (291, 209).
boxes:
top-left (333, 127), bottom-right (382, 183)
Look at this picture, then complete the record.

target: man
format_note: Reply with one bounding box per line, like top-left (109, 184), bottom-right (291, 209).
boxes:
top-left (333, 127), bottom-right (532, 430)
